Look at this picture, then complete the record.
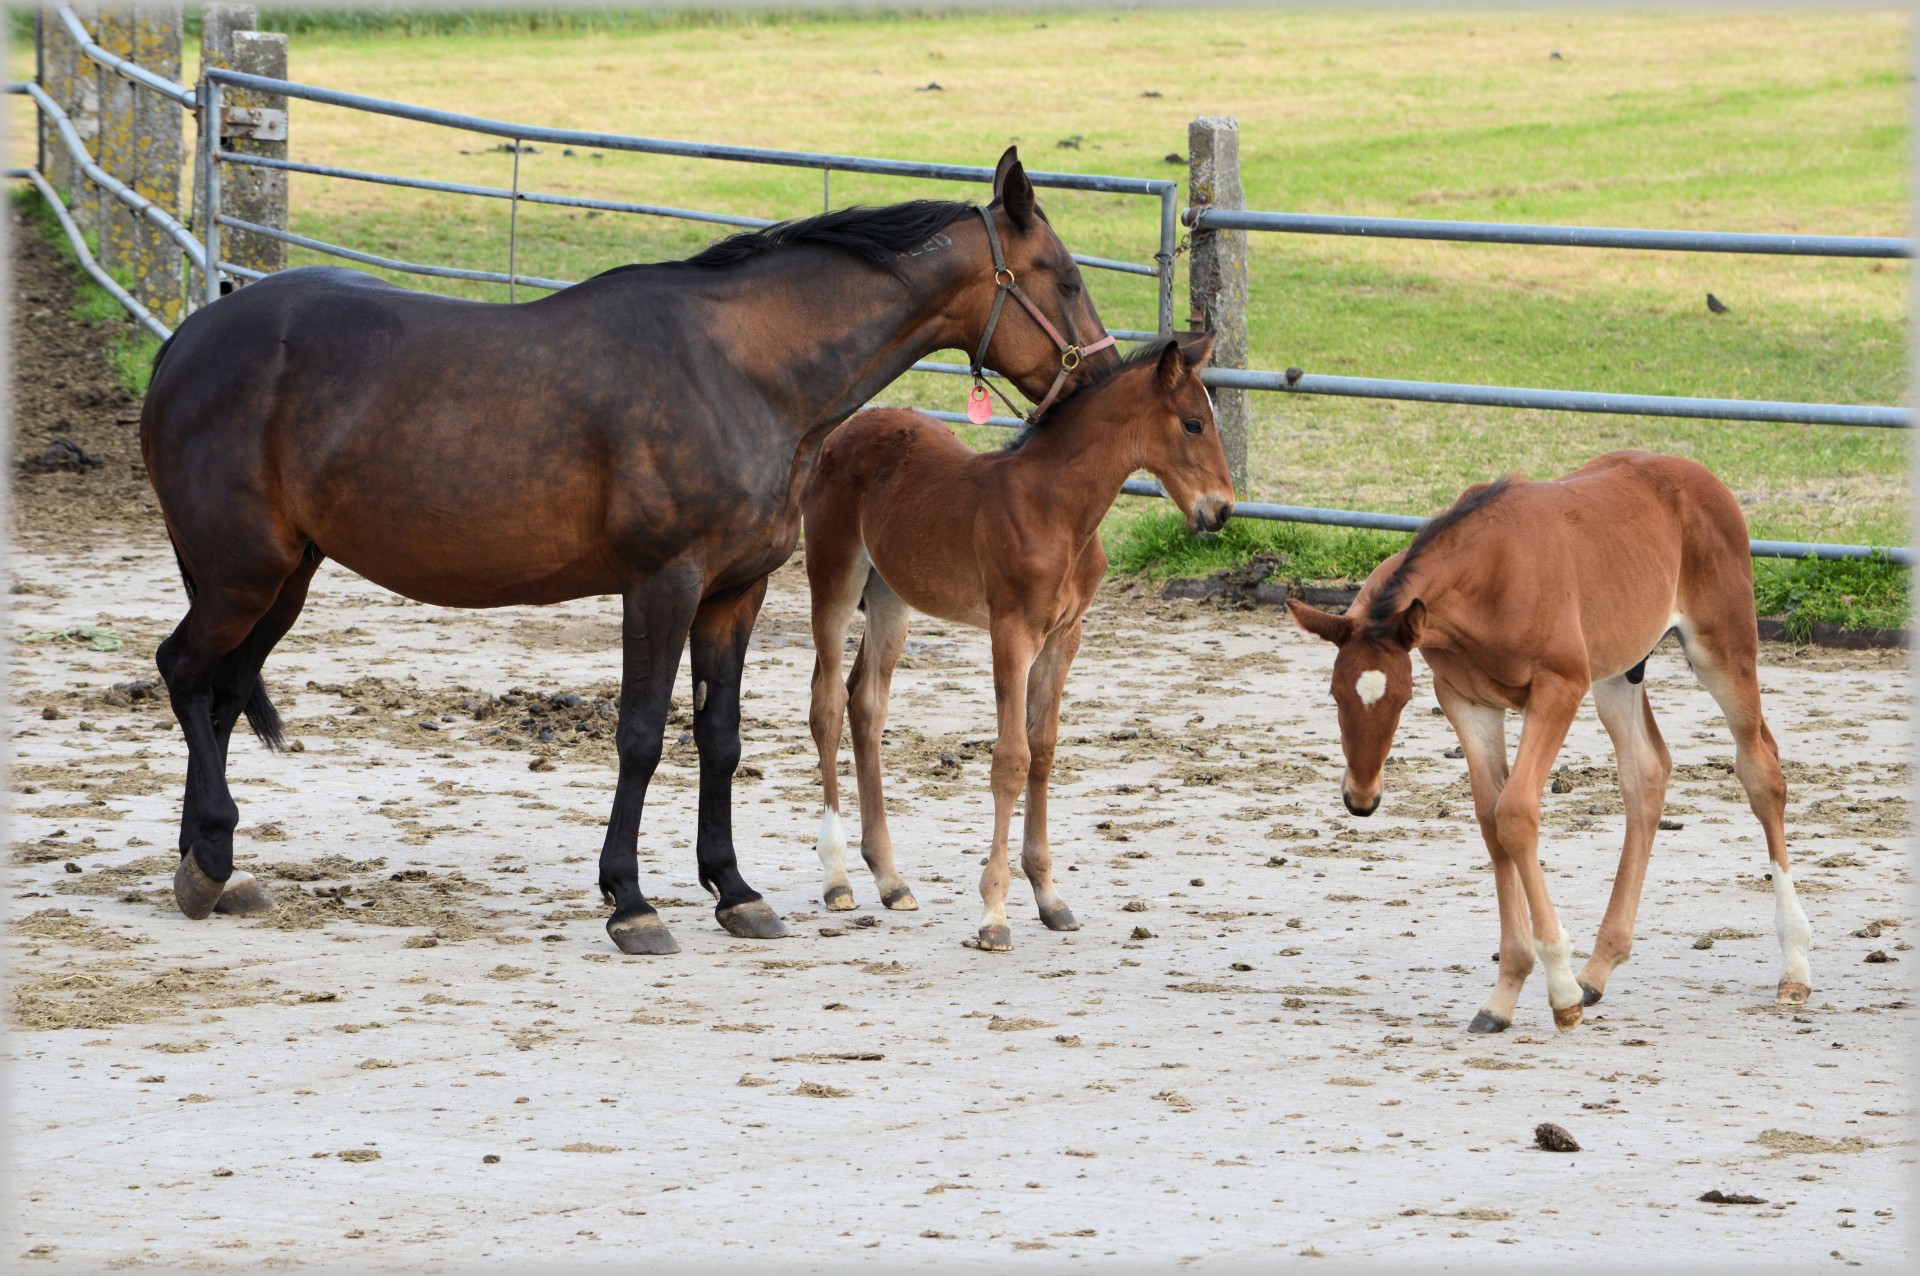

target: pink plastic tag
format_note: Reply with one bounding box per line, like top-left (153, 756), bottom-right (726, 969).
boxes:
top-left (966, 384), bottom-right (992, 424)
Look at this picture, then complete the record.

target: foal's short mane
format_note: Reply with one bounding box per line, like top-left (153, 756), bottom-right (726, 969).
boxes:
top-left (1000, 338), bottom-right (1173, 452)
top-left (683, 200), bottom-right (989, 277)
top-left (1364, 474), bottom-right (1518, 638)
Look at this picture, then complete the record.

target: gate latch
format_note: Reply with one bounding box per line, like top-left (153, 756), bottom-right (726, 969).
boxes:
top-left (219, 106), bottom-right (287, 142)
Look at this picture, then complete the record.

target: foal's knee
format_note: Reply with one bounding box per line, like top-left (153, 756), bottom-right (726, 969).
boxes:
top-left (614, 719), bottom-right (665, 776)
top-left (1492, 791), bottom-right (1540, 852)
top-left (991, 740), bottom-right (1032, 796)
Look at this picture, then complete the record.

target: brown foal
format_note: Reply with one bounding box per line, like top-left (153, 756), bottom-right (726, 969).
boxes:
top-left (803, 336), bottom-right (1232, 950)
top-left (1288, 451), bottom-right (1811, 1032)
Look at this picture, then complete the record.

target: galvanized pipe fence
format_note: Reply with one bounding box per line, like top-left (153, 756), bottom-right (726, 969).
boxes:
top-left (15, 9), bottom-right (1913, 569)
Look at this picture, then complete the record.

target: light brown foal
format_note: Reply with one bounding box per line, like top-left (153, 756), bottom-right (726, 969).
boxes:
top-left (1289, 451), bottom-right (1810, 1032)
top-left (803, 336), bottom-right (1232, 950)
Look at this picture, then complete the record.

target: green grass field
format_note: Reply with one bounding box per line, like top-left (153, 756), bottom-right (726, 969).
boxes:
top-left (10, 7), bottom-right (1910, 629)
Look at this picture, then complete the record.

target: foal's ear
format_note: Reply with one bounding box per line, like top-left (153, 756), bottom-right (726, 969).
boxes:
top-left (1156, 338), bottom-right (1190, 391)
top-left (993, 145), bottom-right (1037, 230)
top-left (1392, 598), bottom-right (1427, 648)
top-left (1180, 332), bottom-right (1215, 372)
top-left (1287, 598), bottom-right (1354, 645)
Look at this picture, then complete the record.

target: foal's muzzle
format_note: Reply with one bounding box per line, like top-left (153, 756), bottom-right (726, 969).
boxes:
top-left (1342, 789), bottom-right (1379, 818)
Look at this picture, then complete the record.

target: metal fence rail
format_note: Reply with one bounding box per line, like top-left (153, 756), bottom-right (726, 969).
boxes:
top-left (1116, 480), bottom-right (1913, 566)
top-left (202, 65), bottom-right (1182, 330)
top-left (1184, 207), bottom-right (1914, 259)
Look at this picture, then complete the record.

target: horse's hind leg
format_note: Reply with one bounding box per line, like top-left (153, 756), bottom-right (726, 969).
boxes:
top-left (161, 573), bottom-right (298, 920)
top-left (690, 578), bottom-right (787, 940)
top-left (600, 570), bottom-right (701, 956)
top-left (1020, 619), bottom-right (1082, 932)
top-left (806, 535), bottom-right (868, 910)
top-left (1578, 674), bottom-right (1673, 1005)
top-left (846, 572), bottom-right (918, 911)
top-left (1680, 616), bottom-right (1809, 1003)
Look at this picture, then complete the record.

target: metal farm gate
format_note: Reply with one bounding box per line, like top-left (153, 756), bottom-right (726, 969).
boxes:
top-left (14, 5), bottom-right (1913, 567)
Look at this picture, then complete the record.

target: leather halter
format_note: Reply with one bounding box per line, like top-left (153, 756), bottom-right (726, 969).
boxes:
top-left (968, 205), bottom-right (1117, 424)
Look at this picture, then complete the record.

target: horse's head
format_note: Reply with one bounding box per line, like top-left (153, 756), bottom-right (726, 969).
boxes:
top-left (1132, 334), bottom-right (1233, 533)
top-left (1286, 595), bottom-right (1424, 816)
top-left (962, 146), bottom-right (1119, 409)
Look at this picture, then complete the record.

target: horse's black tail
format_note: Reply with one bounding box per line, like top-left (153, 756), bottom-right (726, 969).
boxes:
top-left (169, 540), bottom-right (287, 754)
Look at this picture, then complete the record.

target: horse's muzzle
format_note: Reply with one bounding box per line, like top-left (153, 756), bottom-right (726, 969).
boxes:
top-left (1342, 789), bottom-right (1379, 818)
top-left (1191, 497), bottom-right (1233, 535)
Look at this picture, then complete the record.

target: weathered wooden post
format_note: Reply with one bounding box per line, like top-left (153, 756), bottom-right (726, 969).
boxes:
top-left (40, 1), bottom-right (102, 225)
top-left (192, 3), bottom-right (288, 298)
top-left (1188, 116), bottom-right (1251, 492)
top-left (94, 2), bottom-right (185, 326)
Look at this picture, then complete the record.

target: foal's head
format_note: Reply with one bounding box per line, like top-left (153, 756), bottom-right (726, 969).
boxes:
top-left (1285, 596), bottom-right (1426, 816)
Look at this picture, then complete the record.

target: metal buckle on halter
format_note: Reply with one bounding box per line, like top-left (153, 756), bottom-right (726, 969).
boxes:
top-left (1060, 346), bottom-right (1082, 372)
top-left (994, 267), bottom-right (1016, 287)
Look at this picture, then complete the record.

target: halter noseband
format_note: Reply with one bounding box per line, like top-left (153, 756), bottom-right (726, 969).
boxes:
top-left (968, 205), bottom-right (1117, 424)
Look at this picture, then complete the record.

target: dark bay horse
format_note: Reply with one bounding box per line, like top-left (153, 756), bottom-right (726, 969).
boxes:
top-left (1287, 451), bottom-right (1810, 1032)
top-left (802, 336), bottom-right (1231, 950)
top-left (141, 147), bottom-right (1118, 956)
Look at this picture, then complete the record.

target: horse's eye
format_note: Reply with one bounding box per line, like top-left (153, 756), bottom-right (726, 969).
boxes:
top-left (1182, 418), bottom-right (1204, 435)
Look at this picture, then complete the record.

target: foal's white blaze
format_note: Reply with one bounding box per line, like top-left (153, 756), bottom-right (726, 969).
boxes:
top-left (1536, 934), bottom-right (1582, 1010)
top-left (1355, 670), bottom-right (1388, 707)
top-left (816, 808), bottom-right (852, 893)
top-left (1772, 866), bottom-right (1813, 986)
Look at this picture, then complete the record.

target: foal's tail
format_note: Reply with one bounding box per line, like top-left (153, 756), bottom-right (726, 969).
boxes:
top-left (169, 541), bottom-right (288, 753)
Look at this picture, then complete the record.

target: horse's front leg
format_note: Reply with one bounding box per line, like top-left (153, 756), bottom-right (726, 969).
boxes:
top-left (975, 619), bottom-right (1042, 952)
top-left (1492, 676), bottom-right (1589, 1031)
top-left (690, 578), bottom-right (787, 940)
top-left (1021, 619), bottom-right (1083, 932)
top-left (601, 569), bottom-right (701, 956)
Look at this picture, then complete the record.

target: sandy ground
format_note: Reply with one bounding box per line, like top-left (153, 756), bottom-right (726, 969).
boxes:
top-left (4, 532), bottom-right (1914, 1270)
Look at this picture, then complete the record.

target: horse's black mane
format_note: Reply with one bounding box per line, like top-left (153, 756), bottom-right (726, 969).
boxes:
top-left (1000, 338), bottom-right (1174, 452)
top-left (682, 199), bottom-right (984, 277)
top-left (1364, 474), bottom-right (1518, 637)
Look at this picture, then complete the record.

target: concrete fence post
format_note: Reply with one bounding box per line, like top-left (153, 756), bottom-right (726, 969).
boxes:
top-left (93, 3), bottom-right (184, 326)
top-left (1188, 115), bottom-right (1251, 493)
top-left (192, 3), bottom-right (288, 298)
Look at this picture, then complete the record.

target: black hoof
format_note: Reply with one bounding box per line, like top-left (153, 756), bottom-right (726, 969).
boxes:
top-left (1039, 905), bottom-right (1080, 932)
top-left (880, 885), bottom-right (919, 911)
top-left (1467, 1009), bottom-right (1510, 1034)
top-left (608, 913), bottom-right (679, 955)
top-left (212, 870), bottom-right (276, 917)
top-left (971, 923), bottom-right (1013, 952)
top-left (173, 850), bottom-right (224, 921)
top-left (823, 885), bottom-right (856, 912)
top-left (1579, 979), bottom-right (1603, 1006)
top-left (716, 899), bottom-right (789, 940)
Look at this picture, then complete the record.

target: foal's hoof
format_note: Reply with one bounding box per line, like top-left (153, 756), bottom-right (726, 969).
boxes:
top-left (212, 870), bottom-right (276, 917)
top-left (1776, 979), bottom-right (1811, 1006)
top-left (1039, 904), bottom-right (1080, 932)
top-left (971, 923), bottom-right (1013, 952)
top-left (716, 899), bottom-right (789, 940)
top-left (608, 914), bottom-right (679, 956)
top-left (1551, 1001), bottom-right (1585, 1032)
top-left (823, 885), bottom-right (857, 912)
top-left (880, 885), bottom-right (919, 912)
top-left (1466, 1009), bottom-right (1510, 1034)
top-left (172, 852), bottom-right (224, 921)
top-left (1578, 979), bottom-right (1604, 1007)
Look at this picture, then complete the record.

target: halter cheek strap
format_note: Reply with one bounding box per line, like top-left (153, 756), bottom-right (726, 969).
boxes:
top-left (968, 205), bottom-right (1117, 424)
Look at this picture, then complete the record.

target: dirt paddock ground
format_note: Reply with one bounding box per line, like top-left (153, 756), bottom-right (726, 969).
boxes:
top-left (5, 522), bottom-right (1914, 1268)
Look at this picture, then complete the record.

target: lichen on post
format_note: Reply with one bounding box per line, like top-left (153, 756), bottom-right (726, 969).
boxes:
top-left (1188, 115), bottom-right (1251, 493)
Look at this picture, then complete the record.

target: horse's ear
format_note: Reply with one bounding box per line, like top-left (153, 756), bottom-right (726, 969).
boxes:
top-left (1287, 598), bottom-right (1354, 645)
top-left (1181, 332), bottom-right (1215, 372)
top-left (993, 146), bottom-right (1037, 230)
top-left (1394, 598), bottom-right (1427, 648)
top-left (1156, 338), bottom-right (1189, 391)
